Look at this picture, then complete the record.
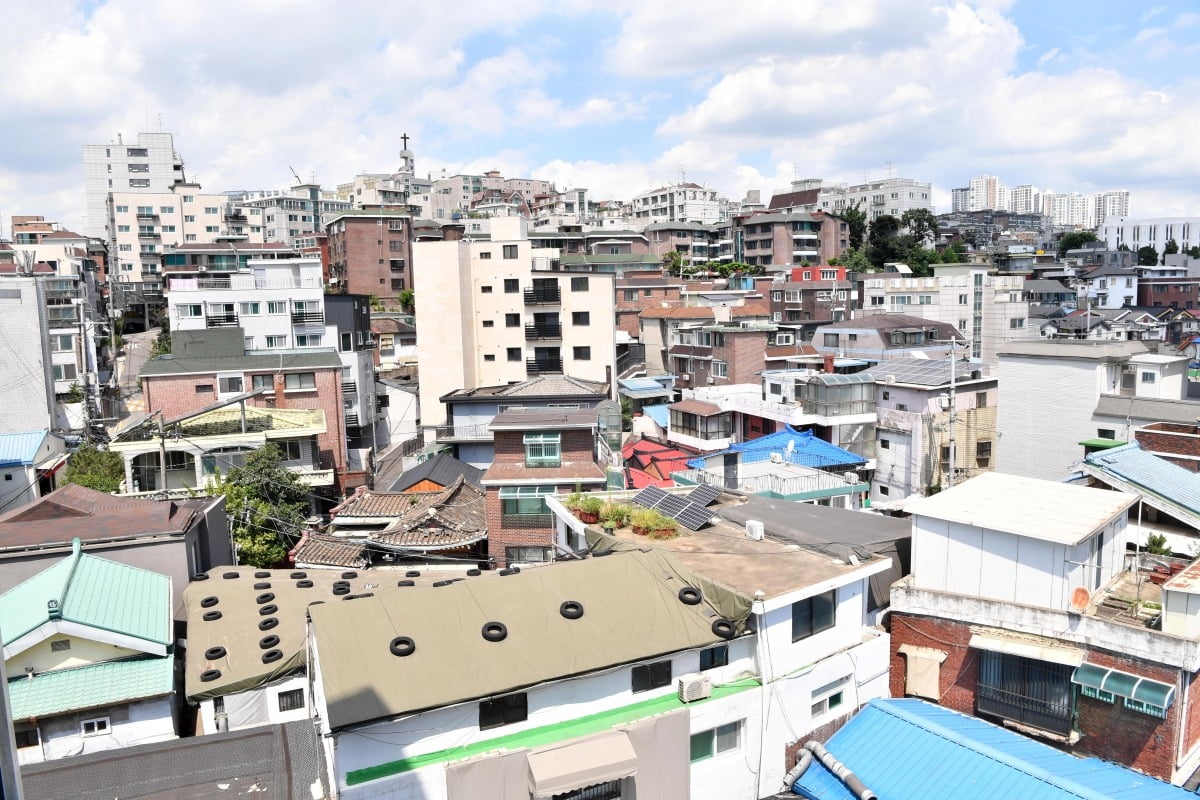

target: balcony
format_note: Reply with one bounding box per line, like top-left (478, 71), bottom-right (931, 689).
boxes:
top-left (44, 287), bottom-right (81, 301)
top-left (526, 357), bottom-right (563, 375)
top-left (524, 323), bottom-right (562, 340)
top-left (46, 308), bottom-right (79, 325)
top-left (345, 413), bottom-right (361, 428)
top-left (341, 380), bottom-right (357, 395)
top-left (291, 310), bottom-right (325, 326)
top-left (435, 423), bottom-right (494, 442)
top-left (524, 286), bottom-right (561, 305)
top-left (136, 212), bottom-right (159, 221)
top-left (205, 313), bottom-right (239, 327)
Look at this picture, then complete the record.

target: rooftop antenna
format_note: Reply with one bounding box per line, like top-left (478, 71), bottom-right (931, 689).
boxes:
top-left (156, 112), bottom-right (163, 132)
top-left (289, 166), bottom-right (303, 187)
top-left (886, 161), bottom-right (895, 179)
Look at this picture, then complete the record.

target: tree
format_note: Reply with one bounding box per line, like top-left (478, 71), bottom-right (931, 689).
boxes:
top-left (939, 242), bottom-right (969, 263)
top-left (837, 203), bottom-right (867, 251)
top-left (399, 289), bottom-right (414, 312)
top-left (867, 214), bottom-right (905, 269)
top-left (901, 208), bottom-right (940, 247)
top-left (1146, 533), bottom-right (1172, 556)
top-left (210, 444), bottom-right (310, 568)
top-left (1163, 238), bottom-right (1179, 264)
top-left (1057, 231), bottom-right (1098, 258)
top-left (150, 318), bottom-right (172, 357)
top-left (662, 250), bottom-right (684, 277)
top-left (367, 293), bottom-right (384, 312)
top-left (1137, 245), bottom-right (1159, 267)
top-left (1189, 246), bottom-right (1200, 259)
top-left (63, 445), bottom-right (125, 493)
top-left (833, 247), bottom-right (872, 273)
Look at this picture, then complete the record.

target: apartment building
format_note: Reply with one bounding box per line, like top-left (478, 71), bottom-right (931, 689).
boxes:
top-left (858, 263), bottom-right (1031, 363)
top-left (325, 209), bottom-right (413, 303)
top-left (766, 265), bottom-right (854, 340)
top-left (1102, 217), bottom-right (1200, 261)
top-left (413, 217), bottom-right (616, 431)
top-left (632, 182), bottom-right (724, 224)
top-left (816, 177), bottom-right (934, 222)
top-left (232, 185), bottom-right (352, 247)
top-left (730, 211), bottom-right (847, 270)
top-left (82, 131), bottom-right (187, 239)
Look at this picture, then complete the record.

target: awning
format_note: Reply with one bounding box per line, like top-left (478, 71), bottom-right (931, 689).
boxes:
top-left (899, 644), bottom-right (947, 701)
top-left (968, 632), bottom-right (1084, 667)
top-left (1072, 663), bottom-right (1176, 709)
top-left (527, 730), bottom-right (638, 799)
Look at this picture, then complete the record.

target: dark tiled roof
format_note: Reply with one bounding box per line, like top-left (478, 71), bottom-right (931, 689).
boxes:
top-left (290, 533), bottom-right (369, 569)
top-left (669, 399), bottom-right (723, 415)
top-left (767, 188), bottom-right (820, 210)
top-left (21, 719), bottom-right (326, 800)
top-left (387, 453), bottom-right (482, 492)
top-left (482, 459), bottom-right (607, 484)
top-left (0, 484), bottom-right (205, 550)
top-left (443, 374), bottom-right (608, 401)
top-left (141, 350), bottom-right (342, 377)
top-left (818, 313), bottom-right (964, 339)
top-left (374, 478), bottom-right (487, 550)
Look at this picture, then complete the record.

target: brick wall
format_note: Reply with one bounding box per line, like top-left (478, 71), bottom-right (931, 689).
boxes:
top-left (890, 612), bottom-right (1184, 781)
top-left (1136, 425), bottom-right (1200, 473)
top-left (727, 330), bottom-right (769, 384)
top-left (328, 216), bottom-right (413, 305)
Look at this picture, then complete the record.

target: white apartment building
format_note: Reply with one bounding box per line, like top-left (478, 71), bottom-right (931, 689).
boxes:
top-left (413, 217), bottom-right (616, 431)
top-left (232, 185), bottom-right (352, 246)
top-left (166, 257), bottom-right (377, 441)
top-left (336, 146), bottom-right (431, 211)
top-left (1009, 184), bottom-right (1041, 214)
top-left (0, 276), bottom-right (57, 432)
top-left (82, 132), bottom-right (187, 239)
top-left (859, 263), bottom-right (1033, 364)
top-left (816, 177), bottom-right (934, 222)
top-left (108, 185), bottom-right (266, 286)
top-left (632, 182), bottom-right (724, 224)
top-left (1095, 189), bottom-right (1131, 224)
top-left (950, 186), bottom-right (970, 213)
top-left (1101, 217), bottom-right (1200, 260)
top-left (967, 175), bottom-right (1003, 212)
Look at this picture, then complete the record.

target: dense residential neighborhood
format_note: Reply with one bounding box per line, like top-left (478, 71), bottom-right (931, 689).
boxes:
top-left (6, 3), bottom-right (1200, 798)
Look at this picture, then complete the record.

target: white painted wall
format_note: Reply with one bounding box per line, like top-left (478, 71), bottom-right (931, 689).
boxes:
top-left (197, 674), bottom-right (310, 734)
top-left (23, 696), bottom-right (176, 764)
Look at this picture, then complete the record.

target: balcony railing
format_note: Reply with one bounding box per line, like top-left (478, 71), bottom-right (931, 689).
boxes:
top-left (525, 323), bottom-right (562, 340)
top-left (341, 380), bottom-right (357, 395)
top-left (136, 212), bottom-right (159, 221)
top-left (526, 357), bottom-right (563, 375)
top-left (205, 313), bottom-right (239, 327)
top-left (46, 308), bottom-right (79, 325)
top-left (291, 310), bottom-right (324, 325)
top-left (435, 423), bottom-right (494, 442)
top-left (345, 413), bottom-right (361, 428)
top-left (44, 288), bottom-right (81, 301)
top-left (524, 287), bottom-right (561, 305)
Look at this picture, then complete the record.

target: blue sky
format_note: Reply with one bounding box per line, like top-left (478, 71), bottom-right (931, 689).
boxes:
top-left (1, 0), bottom-right (1198, 233)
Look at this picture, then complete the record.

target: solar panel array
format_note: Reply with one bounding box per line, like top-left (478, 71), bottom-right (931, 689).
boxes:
top-left (865, 358), bottom-right (974, 387)
top-left (629, 487), bottom-right (715, 531)
top-left (686, 484), bottom-right (722, 507)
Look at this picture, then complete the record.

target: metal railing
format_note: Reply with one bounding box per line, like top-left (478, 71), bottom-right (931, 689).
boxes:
top-left (525, 324), bottom-right (562, 340)
top-left (526, 357), bottom-right (563, 375)
top-left (524, 287), bottom-right (561, 304)
top-left (205, 313), bottom-right (239, 327)
top-left (434, 423), bottom-right (493, 441)
top-left (291, 310), bottom-right (324, 325)
top-left (341, 380), bottom-right (357, 395)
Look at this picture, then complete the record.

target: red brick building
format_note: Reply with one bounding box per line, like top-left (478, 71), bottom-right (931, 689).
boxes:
top-left (325, 210), bottom-right (413, 307)
top-left (139, 329), bottom-right (349, 491)
top-left (890, 472), bottom-right (1200, 785)
top-left (730, 210), bottom-right (848, 270)
top-left (480, 408), bottom-right (606, 568)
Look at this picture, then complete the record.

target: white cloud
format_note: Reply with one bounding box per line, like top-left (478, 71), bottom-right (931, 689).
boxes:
top-left (1037, 47), bottom-right (1062, 66)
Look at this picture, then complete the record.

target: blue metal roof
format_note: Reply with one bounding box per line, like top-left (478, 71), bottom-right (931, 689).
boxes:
top-left (793, 699), bottom-right (1195, 800)
top-left (641, 404), bottom-right (670, 429)
top-left (1084, 442), bottom-right (1200, 517)
top-left (0, 430), bottom-right (48, 468)
top-left (688, 426), bottom-right (866, 470)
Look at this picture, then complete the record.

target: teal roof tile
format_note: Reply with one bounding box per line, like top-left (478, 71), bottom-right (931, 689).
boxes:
top-left (7, 657), bottom-right (174, 720)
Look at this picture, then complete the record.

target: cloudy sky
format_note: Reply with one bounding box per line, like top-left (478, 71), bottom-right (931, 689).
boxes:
top-left (2, 0), bottom-right (1198, 234)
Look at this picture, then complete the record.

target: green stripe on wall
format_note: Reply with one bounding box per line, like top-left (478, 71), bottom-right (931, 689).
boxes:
top-left (345, 677), bottom-right (759, 786)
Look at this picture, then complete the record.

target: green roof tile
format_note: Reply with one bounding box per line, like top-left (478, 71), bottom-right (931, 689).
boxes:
top-left (7, 657), bottom-right (174, 720)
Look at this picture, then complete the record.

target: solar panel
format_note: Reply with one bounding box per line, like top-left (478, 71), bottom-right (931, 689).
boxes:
top-left (686, 484), bottom-right (722, 507)
top-left (672, 500), bottom-right (716, 531)
top-left (654, 494), bottom-right (689, 517)
top-left (631, 486), bottom-right (669, 508)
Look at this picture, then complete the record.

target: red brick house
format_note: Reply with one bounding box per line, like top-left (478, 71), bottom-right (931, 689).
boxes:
top-left (481, 408), bottom-right (606, 568)
top-left (325, 209), bottom-right (413, 306)
top-left (139, 328), bottom-right (349, 491)
top-left (890, 472), bottom-right (1200, 785)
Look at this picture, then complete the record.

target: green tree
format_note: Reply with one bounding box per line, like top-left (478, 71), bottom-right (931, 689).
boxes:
top-left (150, 318), bottom-right (172, 357)
top-left (867, 214), bottom-right (905, 269)
top-left (901, 208), bottom-right (940, 247)
top-left (662, 250), bottom-right (684, 276)
top-left (1146, 533), bottom-right (1172, 556)
top-left (63, 445), bottom-right (125, 493)
top-left (210, 444), bottom-right (310, 568)
top-left (1189, 246), bottom-right (1200, 259)
top-left (367, 293), bottom-right (384, 312)
top-left (832, 247), bottom-right (872, 273)
top-left (837, 203), bottom-right (867, 251)
top-left (1163, 238), bottom-right (1179, 264)
top-left (1137, 245), bottom-right (1159, 267)
top-left (1057, 231), bottom-right (1098, 258)
top-left (399, 288), bottom-right (414, 312)
top-left (939, 242), bottom-right (969, 263)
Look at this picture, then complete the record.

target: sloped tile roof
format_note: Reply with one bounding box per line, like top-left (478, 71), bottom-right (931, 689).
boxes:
top-left (289, 534), bottom-right (369, 569)
top-left (387, 453), bottom-right (482, 492)
top-left (7, 656), bottom-right (173, 720)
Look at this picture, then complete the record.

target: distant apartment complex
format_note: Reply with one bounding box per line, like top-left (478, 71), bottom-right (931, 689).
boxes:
top-left (632, 182), bottom-right (724, 224)
top-left (951, 173), bottom-right (1130, 227)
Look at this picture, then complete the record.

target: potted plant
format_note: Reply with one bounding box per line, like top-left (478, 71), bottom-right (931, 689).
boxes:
top-left (577, 495), bottom-right (603, 524)
top-left (644, 511), bottom-right (678, 540)
top-left (564, 492), bottom-right (583, 513)
top-left (600, 502), bottom-right (631, 531)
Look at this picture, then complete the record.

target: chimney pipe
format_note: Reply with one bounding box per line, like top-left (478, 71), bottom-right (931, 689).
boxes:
top-left (823, 354), bottom-right (835, 374)
top-left (274, 374), bottom-right (286, 407)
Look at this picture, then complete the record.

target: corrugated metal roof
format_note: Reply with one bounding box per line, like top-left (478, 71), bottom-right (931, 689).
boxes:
top-left (793, 698), bottom-right (1196, 799)
top-left (7, 656), bottom-right (173, 720)
top-left (1084, 442), bottom-right (1200, 517)
top-left (691, 426), bottom-right (865, 470)
top-left (0, 430), bottom-right (48, 467)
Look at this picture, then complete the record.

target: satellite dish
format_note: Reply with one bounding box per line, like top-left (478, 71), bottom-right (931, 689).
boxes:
top-left (1070, 586), bottom-right (1091, 613)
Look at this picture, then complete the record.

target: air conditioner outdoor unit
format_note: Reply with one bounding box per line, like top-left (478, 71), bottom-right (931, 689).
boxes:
top-left (706, 376), bottom-right (714, 384)
top-left (197, 266), bottom-right (207, 272)
top-left (770, 452), bottom-right (783, 463)
top-left (745, 520), bottom-right (765, 541)
top-left (677, 674), bottom-right (713, 704)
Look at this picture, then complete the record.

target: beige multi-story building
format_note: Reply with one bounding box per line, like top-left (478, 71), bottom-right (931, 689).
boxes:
top-left (816, 177), bottom-right (933, 222)
top-left (82, 132), bottom-right (187, 240)
top-left (107, 185), bottom-right (266, 289)
top-left (858, 263), bottom-right (1033, 364)
top-left (632, 182), bottom-right (724, 224)
top-left (414, 217), bottom-right (616, 430)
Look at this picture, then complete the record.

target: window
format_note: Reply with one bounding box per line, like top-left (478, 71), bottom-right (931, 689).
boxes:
top-left (880, 439), bottom-right (890, 450)
top-left (50, 639), bottom-right (71, 652)
top-left (278, 689), bottom-right (305, 712)
top-left (479, 693), bottom-right (527, 730)
top-left (505, 546), bottom-right (551, 563)
top-left (571, 276), bottom-right (589, 291)
top-left (51, 334), bottom-right (74, 352)
top-left (52, 363), bottom-right (77, 381)
top-left (504, 278), bottom-right (520, 293)
top-left (499, 486), bottom-right (554, 523)
top-left (296, 334), bottom-right (322, 347)
top-left (502, 245), bottom-right (518, 259)
top-left (117, 224), bottom-right (130, 232)
top-left (118, 244), bottom-right (133, 252)
top-left (573, 346), bottom-right (591, 360)
top-left (976, 441), bottom-right (992, 467)
top-left (712, 360), bottom-right (727, 378)
top-left (484, 354), bottom-right (496, 361)
top-left (239, 302), bottom-right (260, 315)
top-left (339, 332), bottom-right (353, 352)
top-left (792, 590), bottom-right (836, 642)
top-left (976, 391), bottom-right (988, 408)
top-left (115, 204), bottom-right (129, 213)
top-left (285, 372), bottom-right (316, 390)
top-left (129, 179), bottom-right (150, 187)
top-left (266, 335), bottom-right (287, 349)
top-left (505, 313), bottom-right (521, 327)
top-left (631, 659), bottom-right (672, 693)
top-left (482, 319), bottom-right (495, 328)
top-left (204, 206), bottom-right (219, 214)
top-left (959, 294), bottom-right (968, 304)
top-left (14, 727), bottom-right (38, 749)
top-left (700, 644), bottom-right (729, 671)
top-left (507, 347), bottom-right (522, 361)
top-left (160, 205), bottom-right (174, 214)
top-left (1098, 428), bottom-right (1116, 440)
top-left (1009, 318), bottom-right (1026, 329)
top-left (195, 384), bottom-right (214, 394)
top-left (1142, 372), bottom-right (1156, 384)
top-left (479, 251), bottom-right (492, 260)
top-left (572, 311), bottom-right (590, 326)
top-left (823, 333), bottom-right (839, 347)
top-left (184, 214), bottom-right (196, 222)
top-left (480, 285), bottom-right (493, 293)
top-left (251, 375), bottom-right (274, 391)
top-left (218, 376), bottom-right (243, 394)
top-left (524, 432), bottom-right (561, 467)
top-left (267, 301), bottom-right (286, 314)
top-left (624, 289), bottom-right (637, 301)
top-left (977, 651), bottom-right (1073, 736)
top-left (690, 721), bottom-right (740, 762)
top-left (81, 717), bottom-right (110, 737)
